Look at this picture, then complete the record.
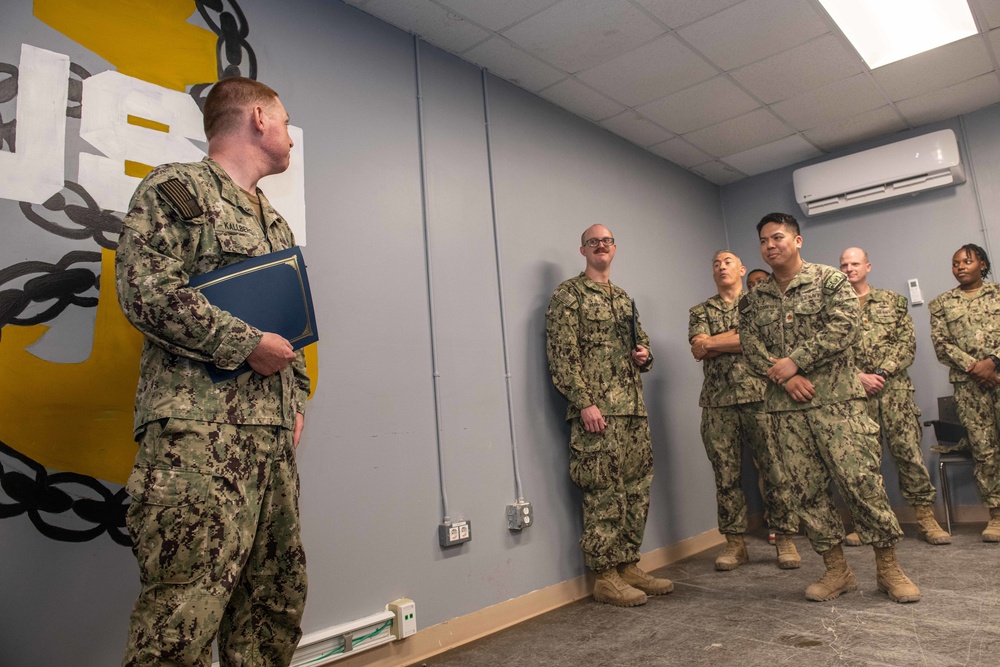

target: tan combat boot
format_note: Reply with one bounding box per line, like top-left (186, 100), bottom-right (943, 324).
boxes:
top-left (593, 568), bottom-right (647, 607)
top-left (913, 505), bottom-right (951, 545)
top-left (982, 507), bottom-right (1000, 542)
top-left (874, 546), bottom-right (921, 603)
top-left (714, 534), bottom-right (749, 571)
top-left (804, 545), bottom-right (857, 601)
top-left (618, 563), bottom-right (674, 595)
top-left (775, 534), bottom-right (801, 569)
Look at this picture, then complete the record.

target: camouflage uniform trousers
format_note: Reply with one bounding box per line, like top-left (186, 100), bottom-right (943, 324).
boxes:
top-left (773, 399), bottom-right (902, 554)
top-left (864, 384), bottom-right (936, 506)
top-left (122, 418), bottom-right (307, 667)
top-left (569, 415), bottom-right (653, 572)
top-left (700, 402), bottom-right (797, 535)
top-left (954, 381), bottom-right (1000, 507)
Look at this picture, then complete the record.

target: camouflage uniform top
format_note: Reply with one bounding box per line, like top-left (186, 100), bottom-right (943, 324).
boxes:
top-left (545, 273), bottom-right (652, 421)
top-left (115, 157), bottom-right (310, 433)
top-left (739, 261), bottom-right (865, 412)
top-left (853, 287), bottom-right (916, 393)
top-left (688, 291), bottom-right (765, 408)
top-left (929, 282), bottom-right (1000, 384)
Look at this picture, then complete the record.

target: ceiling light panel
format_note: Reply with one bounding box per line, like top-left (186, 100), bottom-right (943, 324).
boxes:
top-left (818, 0), bottom-right (977, 68)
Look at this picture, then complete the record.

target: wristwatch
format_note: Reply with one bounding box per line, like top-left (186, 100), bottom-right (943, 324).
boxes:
top-left (989, 355), bottom-right (1000, 370)
top-left (873, 368), bottom-right (889, 380)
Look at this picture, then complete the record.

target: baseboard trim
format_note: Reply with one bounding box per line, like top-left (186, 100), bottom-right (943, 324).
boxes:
top-left (334, 528), bottom-right (726, 667)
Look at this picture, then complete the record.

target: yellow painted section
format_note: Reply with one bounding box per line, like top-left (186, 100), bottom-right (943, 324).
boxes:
top-left (0, 249), bottom-right (321, 484)
top-left (0, 250), bottom-right (143, 484)
top-left (127, 115), bottom-right (170, 133)
top-left (124, 160), bottom-right (154, 179)
top-left (34, 0), bottom-right (217, 91)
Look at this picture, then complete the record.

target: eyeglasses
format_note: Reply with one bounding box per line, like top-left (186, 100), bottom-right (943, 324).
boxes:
top-left (583, 237), bottom-right (615, 248)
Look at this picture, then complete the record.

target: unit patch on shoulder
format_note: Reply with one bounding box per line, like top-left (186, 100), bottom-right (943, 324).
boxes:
top-left (156, 178), bottom-right (203, 220)
top-left (823, 272), bottom-right (847, 294)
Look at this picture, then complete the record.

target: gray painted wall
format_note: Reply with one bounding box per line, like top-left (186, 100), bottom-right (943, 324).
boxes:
top-left (720, 108), bottom-right (1000, 510)
top-left (0, 1), bottom-right (726, 664)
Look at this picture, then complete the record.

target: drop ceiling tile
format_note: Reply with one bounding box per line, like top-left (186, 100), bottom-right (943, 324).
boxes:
top-left (501, 0), bottom-right (665, 73)
top-left (633, 0), bottom-right (745, 29)
top-left (722, 134), bottom-right (823, 176)
top-left (977, 0), bottom-right (1000, 29)
top-left (600, 111), bottom-right (674, 147)
top-left (435, 0), bottom-right (562, 31)
top-left (872, 36), bottom-right (992, 102)
top-left (537, 78), bottom-right (625, 121)
top-left (803, 106), bottom-right (908, 152)
top-left (464, 37), bottom-right (566, 91)
top-left (344, 0), bottom-right (491, 54)
top-left (771, 74), bottom-right (885, 131)
top-left (691, 160), bottom-right (746, 185)
top-left (647, 137), bottom-right (713, 167)
top-left (897, 73), bottom-right (1000, 126)
top-left (577, 34), bottom-right (719, 107)
top-left (684, 108), bottom-right (794, 156)
top-left (677, 0), bottom-right (828, 71)
top-left (637, 75), bottom-right (759, 134)
top-left (987, 28), bottom-right (1000, 67)
top-left (730, 34), bottom-right (865, 104)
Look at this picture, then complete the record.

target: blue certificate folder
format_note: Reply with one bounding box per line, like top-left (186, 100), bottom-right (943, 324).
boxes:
top-left (188, 246), bottom-right (318, 383)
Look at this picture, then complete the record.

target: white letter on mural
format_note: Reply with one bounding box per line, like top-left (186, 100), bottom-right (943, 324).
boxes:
top-left (0, 44), bottom-right (69, 205)
top-left (79, 71), bottom-right (206, 213)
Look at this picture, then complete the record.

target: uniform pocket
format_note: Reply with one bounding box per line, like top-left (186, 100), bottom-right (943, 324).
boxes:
top-left (755, 306), bottom-right (780, 341)
top-left (569, 446), bottom-right (611, 491)
top-left (569, 424), bottom-right (611, 491)
top-left (581, 303), bottom-right (614, 344)
top-left (126, 466), bottom-right (214, 585)
top-left (217, 229), bottom-right (268, 259)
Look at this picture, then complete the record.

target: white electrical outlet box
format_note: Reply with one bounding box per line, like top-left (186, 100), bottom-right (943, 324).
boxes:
top-left (387, 598), bottom-right (417, 639)
top-left (907, 278), bottom-right (923, 305)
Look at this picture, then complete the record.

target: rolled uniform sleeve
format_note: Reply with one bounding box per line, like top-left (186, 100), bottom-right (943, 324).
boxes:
top-left (115, 176), bottom-right (262, 371)
top-left (929, 292), bottom-right (977, 377)
top-left (738, 292), bottom-right (773, 379)
top-left (881, 293), bottom-right (915, 375)
top-left (546, 287), bottom-right (594, 411)
top-left (292, 350), bottom-right (310, 415)
top-left (688, 305), bottom-right (709, 343)
top-left (635, 303), bottom-right (653, 372)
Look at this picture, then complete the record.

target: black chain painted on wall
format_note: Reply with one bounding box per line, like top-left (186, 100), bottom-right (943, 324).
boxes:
top-left (0, 250), bottom-right (101, 337)
top-left (0, 440), bottom-right (131, 546)
top-left (196, 0), bottom-right (257, 81)
top-left (19, 180), bottom-right (124, 250)
top-left (0, 61), bottom-right (16, 151)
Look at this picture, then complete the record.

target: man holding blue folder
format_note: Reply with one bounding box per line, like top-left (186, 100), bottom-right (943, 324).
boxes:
top-left (116, 77), bottom-right (310, 666)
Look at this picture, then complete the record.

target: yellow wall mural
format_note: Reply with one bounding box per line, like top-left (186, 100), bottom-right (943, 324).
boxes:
top-left (34, 0), bottom-right (217, 92)
top-left (0, 0), bottom-right (316, 539)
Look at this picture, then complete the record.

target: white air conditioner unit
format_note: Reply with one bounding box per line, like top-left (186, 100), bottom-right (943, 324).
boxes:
top-left (792, 129), bottom-right (965, 217)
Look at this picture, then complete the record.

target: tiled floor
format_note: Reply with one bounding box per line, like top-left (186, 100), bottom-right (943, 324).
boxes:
top-left (414, 524), bottom-right (1000, 666)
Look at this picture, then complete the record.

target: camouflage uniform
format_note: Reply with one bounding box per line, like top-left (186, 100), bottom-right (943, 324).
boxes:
top-left (739, 263), bottom-right (902, 553)
top-left (546, 274), bottom-right (653, 572)
top-left (854, 288), bottom-right (936, 506)
top-left (929, 283), bottom-right (1000, 507)
top-left (116, 158), bottom-right (310, 666)
top-left (689, 293), bottom-right (796, 535)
